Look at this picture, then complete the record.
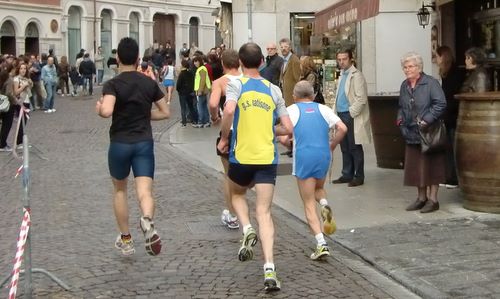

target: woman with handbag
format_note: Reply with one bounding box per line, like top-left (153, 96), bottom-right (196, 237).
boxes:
top-left (0, 63), bottom-right (19, 152)
top-left (397, 52), bottom-right (447, 213)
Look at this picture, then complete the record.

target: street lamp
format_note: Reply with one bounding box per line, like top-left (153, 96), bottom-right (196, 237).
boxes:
top-left (416, 2), bottom-right (436, 28)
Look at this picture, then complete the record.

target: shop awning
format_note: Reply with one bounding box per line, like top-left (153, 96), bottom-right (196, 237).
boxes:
top-left (315, 0), bottom-right (380, 34)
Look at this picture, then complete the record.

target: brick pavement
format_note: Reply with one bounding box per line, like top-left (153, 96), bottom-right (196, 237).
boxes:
top-left (0, 91), bottom-right (415, 298)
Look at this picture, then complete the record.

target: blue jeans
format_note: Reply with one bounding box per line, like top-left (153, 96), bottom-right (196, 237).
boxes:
top-left (44, 82), bottom-right (57, 110)
top-left (82, 75), bottom-right (93, 94)
top-left (97, 69), bottom-right (104, 84)
top-left (196, 94), bottom-right (209, 125)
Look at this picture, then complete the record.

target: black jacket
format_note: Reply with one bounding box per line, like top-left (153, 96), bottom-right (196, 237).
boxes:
top-left (441, 65), bottom-right (464, 129)
top-left (260, 54), bottom-right (283, 86)
top-left (176, 69), bottom-right (195, 96)
top-left (79, 59), bottom-right (96, 76)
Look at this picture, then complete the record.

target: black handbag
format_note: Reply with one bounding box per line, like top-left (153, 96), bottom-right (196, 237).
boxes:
top-left (418, 119), bottom-right (447, 154)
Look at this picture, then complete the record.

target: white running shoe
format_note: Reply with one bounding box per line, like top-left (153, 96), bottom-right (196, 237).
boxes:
top-left (221, 209), bottom-right (240, 229)
top-left (114, 235), bottom-right (135, 256)
top-left (140, 216), bottom-right (162, 256)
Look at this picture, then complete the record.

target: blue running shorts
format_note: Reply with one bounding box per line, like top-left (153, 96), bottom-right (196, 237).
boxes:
top-left (108, 141), bottom-right (155, 180)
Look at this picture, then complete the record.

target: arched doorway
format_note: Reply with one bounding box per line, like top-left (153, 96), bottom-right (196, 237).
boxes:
top-left (153, 14), bottom-right (175, 48)
top-left (0, 21), bottom-right (16, 56)
top-left (68, 6), bottom-right (82, 65)
top-left (25, 22), bottom-right (39, 56)
top-left (189, 17), bottom-right (199, 48)
top-left (100, 9), bottom-right (112, 62)
top-left (129, 12), bottom-right (140, 46)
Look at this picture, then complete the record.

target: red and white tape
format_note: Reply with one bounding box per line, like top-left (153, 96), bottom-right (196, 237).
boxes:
top-left (8, 208), bottom-right (31, 299)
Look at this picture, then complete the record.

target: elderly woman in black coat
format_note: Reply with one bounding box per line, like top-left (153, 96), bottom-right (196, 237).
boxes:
top-left (397, 52), bottom-right (447, 213)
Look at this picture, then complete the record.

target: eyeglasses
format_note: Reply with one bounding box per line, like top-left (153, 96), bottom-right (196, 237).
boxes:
top-left (266, 48), bottom-right (276, 50)
top-left (403, 64), bottom-right (417, 70)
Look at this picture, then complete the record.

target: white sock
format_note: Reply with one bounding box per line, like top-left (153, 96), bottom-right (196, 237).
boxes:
top-left (228, 211), bottom-right (237, 219)
top-left (243, 224), bottom-right (252, 234)
top-left (315, 233), bottom-right (326, 245)
top-left (319, 198), bottom-right (328, 206)
top-left (263, 262), bottom-right (275, 271)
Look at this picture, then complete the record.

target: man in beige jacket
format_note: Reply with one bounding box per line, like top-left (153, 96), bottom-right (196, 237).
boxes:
top-left (279, 38), bottom-right (301, 107)
top-left (331, 48), bottom-right (372, 187)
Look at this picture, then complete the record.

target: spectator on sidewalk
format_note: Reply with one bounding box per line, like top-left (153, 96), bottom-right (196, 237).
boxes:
top-left (107, 49), bottom-right (118, 78)
top-left (193, 55), bottom-right (211, 128)
top-left (96, 37), bottom-right (170, 257)
top-left (216, 42), bottom-right (293, 292)
top-left (260, 42), bottom-right (283, 86)
top-left (176, 59), bottom-right (197, 126)
top-left (279, 38), bottom-right (301, 107)
top-left (0, 64), bottom-right (18, 151)
top-left (278, 80), bottom-right (347, 260)
top-left (58, 55), bottom-right (70, 97)
top-left (41, 56), bottom-right (58, 113)
top-left (95, 46), bottom-right (105, 85)
top-left (398, 52), bottom-right (446, 213)
top-left (69, 65), bottom-right (81, 96)
top-left (28, 54), bottom-right (45, 109)
top-left (436, 46), bottom-right (464, 189)
top-left (331, 48), bottom-right (372, 187)
top-left (79, 53), bottom-right (96, 96)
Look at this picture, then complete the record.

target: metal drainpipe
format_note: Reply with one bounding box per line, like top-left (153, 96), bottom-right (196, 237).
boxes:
top-left (247, 0), bottom-right (252, 42)
top-left (93, 0), bottom-right (97, 54)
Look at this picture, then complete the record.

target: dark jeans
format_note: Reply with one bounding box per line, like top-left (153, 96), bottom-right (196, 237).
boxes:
top-left (179, 93), bottom-right (197, 125)
top-left (338, 111), bottom-right (365, 180)
top-left (0, 104), bottom-right (26, 148)
top-left (59, 76), bottom-right (70, 95)
top-left (446, 127), bottom-right (458, 185)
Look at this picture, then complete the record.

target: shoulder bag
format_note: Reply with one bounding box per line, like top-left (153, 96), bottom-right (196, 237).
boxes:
top-left (418, 118), bottom-right (447, 154)
top-left (0, 94), bottom-right (10, 113)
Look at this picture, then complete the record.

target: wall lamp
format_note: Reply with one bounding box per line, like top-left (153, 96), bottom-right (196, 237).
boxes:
top-left (417, 1), bottom-right (436, 28)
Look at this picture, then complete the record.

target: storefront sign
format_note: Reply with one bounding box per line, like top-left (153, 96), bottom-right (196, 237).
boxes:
top-left (315, 0), bottom-right (380, 34)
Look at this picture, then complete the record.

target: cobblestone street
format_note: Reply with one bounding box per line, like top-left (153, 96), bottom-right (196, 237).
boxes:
top-left (0, 91), bottom-right (414, 298)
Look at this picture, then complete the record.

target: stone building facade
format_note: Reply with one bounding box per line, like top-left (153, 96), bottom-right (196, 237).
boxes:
top-left (1, 0), bottom-right (220, 64)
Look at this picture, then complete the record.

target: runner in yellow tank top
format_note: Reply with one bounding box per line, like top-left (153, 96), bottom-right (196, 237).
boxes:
top-left (217, 43), bottom-right (293, 292)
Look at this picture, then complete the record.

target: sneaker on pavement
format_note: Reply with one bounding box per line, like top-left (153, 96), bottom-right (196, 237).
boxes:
top-left (114, 235), bottom-right (135, 256)
top-left (0, 146), bottom-right (12, 152)
top-left (238, 227), bottom-right (258, 261)
top-left (320, 205), bottom-right (336, 235)
top-left (264, 268), bottom-right (281, 292)
top-left (202, 122), bottom-right (211, 128)
top-left (221, 209), bottom-right (240, 229)
top-left (310, 244), bottom-right (331, 260)
top-left (140, 216), bottom-right (162, 256)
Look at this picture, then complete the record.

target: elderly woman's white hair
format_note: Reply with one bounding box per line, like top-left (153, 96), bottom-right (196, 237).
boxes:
top-left (293, 80), bottom-right (315, 99)
top-left (400, 52), bottom-right (424, 71)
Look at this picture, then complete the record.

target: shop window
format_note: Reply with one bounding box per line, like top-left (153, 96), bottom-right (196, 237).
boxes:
top-left (290, 13), bottom-right (315, 56)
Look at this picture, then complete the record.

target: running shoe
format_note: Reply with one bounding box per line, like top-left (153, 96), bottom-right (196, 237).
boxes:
top-left (321, 205), bottom-right (337, 235)
top-left (114, 235), bottom-right (135, 256)
top-left (140, 216), bottom-right (162, 256)
top-left (221, 209), bottom-right (240, 229)
top-left (238, 227), bottom-right (258, 261)
top-left (310, 244), bottom-right (331, 260)
top-left (264, 268), bottom-right (281, 292)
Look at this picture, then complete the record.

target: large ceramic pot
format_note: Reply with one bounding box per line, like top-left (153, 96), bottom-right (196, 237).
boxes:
top-left (455, 92), bottom-right (500, 213)
top-left (368, 95), bottom-right (405, 169)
